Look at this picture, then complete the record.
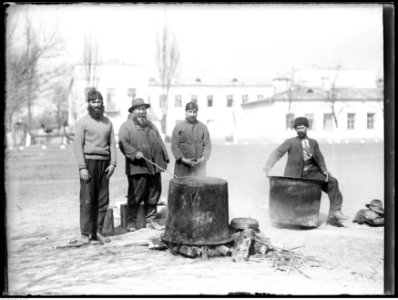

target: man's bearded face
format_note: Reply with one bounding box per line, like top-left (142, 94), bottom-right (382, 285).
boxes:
top-left (88, 98), bottom-right (104, 119)
top-left (295, 125), bottom-right (308, 139)
top-left (132, 105), bottom-right (148, 126)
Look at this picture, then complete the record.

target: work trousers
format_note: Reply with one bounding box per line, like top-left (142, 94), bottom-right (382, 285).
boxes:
top-left (302, 167), bottom-right (343, 212)
top-left (127, 173), bottom-right (161, 225)
top-left (79, 159), bottom-right (110, 236)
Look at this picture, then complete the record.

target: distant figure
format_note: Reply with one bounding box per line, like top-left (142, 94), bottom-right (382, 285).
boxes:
top-left (263, 116), bottom-right (348, 227)
top-left (73, 88), bottom-right (116, 244)
top-left (353, 199), bottom-right (384, 226)
top-left (118, 98), bottom-right (169, 232)
top-left (171, 101), bottom-right (212, 177)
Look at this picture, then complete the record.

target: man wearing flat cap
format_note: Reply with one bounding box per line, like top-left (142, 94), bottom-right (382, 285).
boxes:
top-left (118, 98), bottom-right (169, 232)
top-left (263, 116), bottom-right (348, 227)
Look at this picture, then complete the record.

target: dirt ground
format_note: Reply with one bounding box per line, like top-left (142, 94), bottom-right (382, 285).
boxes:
top-left (4, 141), bottom-right (385, 295)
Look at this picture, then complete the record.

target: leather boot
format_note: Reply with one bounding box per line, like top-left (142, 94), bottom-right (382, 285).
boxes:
top-left (332, 210), bottom-right (349, 220)
top-left (329, 210), bottom-right (349, 220)
top-left (95, 232), bottom-right (111, 244)
top-left (327, 215), bottom-right (345, 227)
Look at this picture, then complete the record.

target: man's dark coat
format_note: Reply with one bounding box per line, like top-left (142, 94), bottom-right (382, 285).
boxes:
top-left (265, 136), bottom-right (328, 180)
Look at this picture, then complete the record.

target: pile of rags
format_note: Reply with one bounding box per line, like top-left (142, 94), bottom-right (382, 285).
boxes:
top-left (353, 199), bottom-right (384, 227)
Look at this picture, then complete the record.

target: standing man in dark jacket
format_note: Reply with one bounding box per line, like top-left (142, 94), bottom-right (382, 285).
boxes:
top-left (119, 98), bottom-right (169, 232)
top-left (263, 116), bottom-right (348, 227)
top-left (74, 88), bottom-right (116, 244)
top-left (171, 101), bottom-right (211, 177)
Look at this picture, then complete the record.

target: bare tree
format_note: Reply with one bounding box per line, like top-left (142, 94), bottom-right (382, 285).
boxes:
top-left (324, 64), bottom-right (342, 128)
top-left (5, 6), bottom-right (66, 142)
top-left (156, 24), bottom-right (180, 135)
top-left (52, 83), bottom-right (69, 130)
top-left (83, 34), bottom-right (101, 89)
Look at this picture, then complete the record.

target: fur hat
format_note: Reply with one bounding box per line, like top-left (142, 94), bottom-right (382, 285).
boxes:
top-left (365, 199), bottom-right (384, 215)
top-left (128, 98), bottom-right (150, 113)
top-left (293, 117), bottom-right (309, 128)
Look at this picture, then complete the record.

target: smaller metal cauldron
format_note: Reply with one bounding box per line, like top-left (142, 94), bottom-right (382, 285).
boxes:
top-left (162, 176), bottom-right (232, 246)
top-left (268, 176), bottom-right (324, 228)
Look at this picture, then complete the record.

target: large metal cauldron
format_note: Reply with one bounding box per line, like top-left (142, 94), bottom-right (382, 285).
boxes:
top-left (161, 176), bottom-right (232, 246)
top-left (268, 176), bottom-right (324, 227)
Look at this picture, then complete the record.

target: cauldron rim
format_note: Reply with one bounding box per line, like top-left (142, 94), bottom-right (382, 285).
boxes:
top-left (268, 175), bottom-right (325, 187)
top-left (171, 176), bottom-right (228, 185)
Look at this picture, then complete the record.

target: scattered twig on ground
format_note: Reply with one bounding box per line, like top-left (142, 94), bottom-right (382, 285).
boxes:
top-left (52, 242), bottom-right (89, 249)
top-left (287, 256), bottom-right (295, 275)
top-left (294, 265), bottom-right (312, 279)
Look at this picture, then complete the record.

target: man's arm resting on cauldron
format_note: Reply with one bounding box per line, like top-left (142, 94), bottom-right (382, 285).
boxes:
top-left (263, 139), bottom-right (291, 174)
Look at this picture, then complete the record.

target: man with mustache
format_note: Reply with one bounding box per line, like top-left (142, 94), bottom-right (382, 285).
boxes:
top-left (263, 116), bottom-right (348, 227)
top-left (74, 88), bottom-right (116, 244)
top-left (171, 101), bottom-right (212, 177)
top-left (118, 98), bottom-right (169, 232)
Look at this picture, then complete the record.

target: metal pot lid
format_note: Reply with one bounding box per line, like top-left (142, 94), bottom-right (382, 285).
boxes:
top-left (230, 217), bottom-right (259, 230)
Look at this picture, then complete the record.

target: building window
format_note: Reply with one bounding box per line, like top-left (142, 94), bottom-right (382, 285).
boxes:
top-left (127, 88), bottom-right (136, 100)
top-left (242, 94), bottom-right (249, 104)
top-left (286, 113), bottom-right (295, 129)
top-left (207, 95), bottom-right (213, 107)
top-left (175, 95), bottom-right (182, 108)
top-left (227, 95), bottom-right (234, 107)
top-left (323, 113), bottom-right (333, 130)
top-left (191, 95), bottom-right (198, 103)
top-left (305, 113), bottom-right (314, 130)
top-left (347, 113), bottom-right (355, 130)
top-left (257, 95), bottom-right (264, 101)
top-left (367, 113), bottom-right (375, 129)
top-left (106, 88), bottom-right (117, 111)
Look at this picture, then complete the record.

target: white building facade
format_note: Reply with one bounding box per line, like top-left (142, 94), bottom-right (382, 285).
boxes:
top-left (68, 62), bottom-right (149, 135)
top-left (147, 80), bottom-right (275, 140)
top-left (239, 87), bottom-right (383, 143)
top-left (68, 64), bottom-right (383, 143)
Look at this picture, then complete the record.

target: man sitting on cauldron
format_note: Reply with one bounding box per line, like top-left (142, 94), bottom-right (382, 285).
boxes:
top-left (262, 116), bottom-right (348, 227)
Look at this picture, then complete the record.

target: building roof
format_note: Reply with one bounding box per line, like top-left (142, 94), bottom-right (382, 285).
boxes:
top-left (241, 86), bottom-right (382, 109)
top-left (149, 76), bottom-right (273, 87)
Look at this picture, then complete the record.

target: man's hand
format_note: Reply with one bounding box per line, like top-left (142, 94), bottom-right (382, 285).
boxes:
top-left (181, 157), bottom-right (195, 167)
top-left (262, 166), bottom-right (270, 177)
top-left (105, 165), bottom-right (115, 179)
top-left (80, 168), bottom-right (90, 183)
top-left (135, 151), bottom-right (144, 160)
top-left (192, 156), bottom-right (205, 166)
top-left (323, 171), bottom-right (331, 182)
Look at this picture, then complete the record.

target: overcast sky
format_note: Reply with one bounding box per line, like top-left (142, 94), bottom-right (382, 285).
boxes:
top-left (7, 3), bottom-right (384, 80)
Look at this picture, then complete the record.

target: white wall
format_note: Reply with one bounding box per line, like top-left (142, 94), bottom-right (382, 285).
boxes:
top-left (69, 63), bottom-right (148, 135)
top-left (237, 99), bottom-right (383, 142)
top-left (148, 83), bottom-right (275, 139)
